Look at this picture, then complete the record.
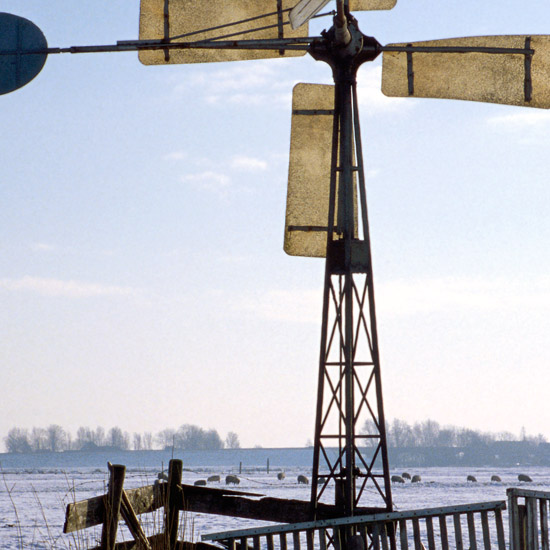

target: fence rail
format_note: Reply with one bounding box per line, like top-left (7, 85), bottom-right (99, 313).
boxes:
top-left (202, 500), bottom-right (507, 550)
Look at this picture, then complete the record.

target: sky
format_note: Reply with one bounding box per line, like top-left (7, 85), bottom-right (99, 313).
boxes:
top-left (2, 1), bottom-right (550, 450)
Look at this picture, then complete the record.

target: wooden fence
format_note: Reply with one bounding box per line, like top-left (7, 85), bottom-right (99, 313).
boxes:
top-left (508, 488), bottom-right (550, 550)
top-left (202, 500), bottom-right (507, 550)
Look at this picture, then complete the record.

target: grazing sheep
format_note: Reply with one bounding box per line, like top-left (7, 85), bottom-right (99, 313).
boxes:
top-left (226, 475), bottom-right (240, 485)
top-left (467, 475), bottom-right (477, 482)
top-left (391, 475), bottom-right (405, 483)
top-left (277, 472), bottom-right (286, 480)
top-left (402, 472), bottom-right (411, 480)
top-left (518, 474), bottom-right (533, 482)
top-left (194, 479), bottom-right (207, 486)
top-left (297, 475), bottom-right (309, 484)
top-left (411, 475), bottom-right (422, 483)
top-left (491, 475), bottom-right (502, 482)
top-left (207, 475), bottom-right (221, 483)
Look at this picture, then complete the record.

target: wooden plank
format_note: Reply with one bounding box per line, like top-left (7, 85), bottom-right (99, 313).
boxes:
top-left (101, 463), bottom-right (126, 550)
top-left (439, 515), bottom-right (449, 550)
top-left (480, 510), bottom-right (491, 550)
top-left (467, 512), bottom-right (478, 550)
top-left (241, 536), bottom-right (248, 550)
top-left (165, 459), bottom-right (183, 550)
top-left (412, 518), bottom-right (421, 550)
top-left (425, 516), bottom-right (435, 550)
top-left (381, 524), bottom-right (390, 550)
top-left (527, 498), bottom-right (539, 550)
top-left (319, 528), bottom-right (327, 550)
top-left (371, 523), bottom-right (381, 550)
top-left (280, 532), bottom-right (288, 550)
top-left (293, 530), bottom-right (301, 550)
top-left (508, 489), bottom-right (550, 501)
top-left (64, 482), bottom-right (165, 533)
top-left (267, 533), bottom-right (274, 550)
top-left (508, 492), bottom-right (521, 550)
top-left (540, 500), bottom-right (549, 550)
top-left (228, 539), bottom-right (236, 550)
top-left (306, 529), bottom-right (314, 550)
top-left (453, 513), bottom-right (464, 550)
top-left (495, 508), bottom-right (506, 550)
top-left (399, 519), bottom-right (408, 550)
top-left (253, 535), bottom-right (261, 550)
top-left (120, 489), bottom-right (152, 550)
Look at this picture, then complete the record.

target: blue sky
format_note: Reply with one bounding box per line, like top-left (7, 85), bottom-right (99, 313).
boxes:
top-left (2, 1), bottom-right (550, 448)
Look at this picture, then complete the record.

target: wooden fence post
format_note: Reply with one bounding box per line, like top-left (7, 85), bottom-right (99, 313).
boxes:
top-left (101, 463), bottom-right (126, 550)
top-left (165, 458), bottom-right (183, 549)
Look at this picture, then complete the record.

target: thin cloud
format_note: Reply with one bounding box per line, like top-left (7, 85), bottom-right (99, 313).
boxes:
top-left (377, 275), bottom-right (550, 317)
top-left (163, 151), bottom-right (188, 161)
top-left (181, 171), bottom-right (231, 194)
top-left (0, 276), bottom-right (137, 299)
top-left (230, 155), bottom-right (268, 172)
top-left (487, 109), bottom-right (550, 127)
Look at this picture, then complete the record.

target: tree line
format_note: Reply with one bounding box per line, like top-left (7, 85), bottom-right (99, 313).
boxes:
top-left (363, 418), bottom-right (548, 448)
top-left (3, 424), bottom-right (241, 454)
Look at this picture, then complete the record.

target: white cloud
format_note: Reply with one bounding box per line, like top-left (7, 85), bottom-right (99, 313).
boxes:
top-left (163, 151), bottom-right (188, 161)
top-left (180, 170), bottom-right (231, 194)
top-left (487, 109), bottom-right (550, 127)
top-left (230, 155), bottom-right (268, 172)
top-left (238, 288), bottom-right (322, 324)
top-left (31, 243), bottom-right (57, 253)
top-left (357, 64), bottom-right (414, 115)
top-left (377, 275), bottom-right (550, 317)
top-left (0, 276), bottom-right (137, 298)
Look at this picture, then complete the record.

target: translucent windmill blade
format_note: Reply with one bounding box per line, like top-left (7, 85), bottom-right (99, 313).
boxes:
top-left (351, 0), bottom-right (397, 12)
top-left (139, 0), bottom-right (308, 65)
top-left (0, 13), bottom-right (48, 95)
top-left (285, 83), bottom-right (357, 258)
top-left (289, 0), bottom-right (396, 30)
top-left (382, 35), bottom-right (550, 108)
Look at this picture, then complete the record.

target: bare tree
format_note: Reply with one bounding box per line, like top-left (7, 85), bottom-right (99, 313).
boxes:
top-left (46, 424), bottom-right (67, 452)
top-left (31, 427), bottom-right (47, 452)
top-left (4, 428), bottom-right (31, 453)
top-left (225, 432), bottom-right (240, 449)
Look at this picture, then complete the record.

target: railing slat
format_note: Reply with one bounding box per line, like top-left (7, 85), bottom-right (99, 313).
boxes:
top-left (372, 523), bottom-right (381, 550)
top-left (480, 510), bottom-right (491, 550)
top-left (228, 539), bottom-right (236, 550)
top-left (453, 513), bottom-right (464, 550)
top-left (426, 516), bottom-right (435, 550)
top-left (399, 519), bottom-right (408, 550)
top-left (412, 518), bottom-right (422, 550)
top-left (541, 500), bottom-right (549, 550)
top-left (306, 529), bottom-right (314, 550)
top-left (527, 497), bottom-right (539, 550)
top-left (293, 530), bottom-right (301, 550)
top-left (439, 515), bottom-right (449, 550)
top-left (241, 536), bottom-right (247, 550)
top-left (381, 524), bottom-right (390, 550)
top-left (467, 512), bottom-right (478, 550)
top-left (319, 528), bottom-right (327, 550)
top-left (267, 533), bottom-right (274, 550)
top-left (280, 532), bottom-right (288, 550)
top-left (495, 508), bottom-right (506, 550)
top-left (253, 535), bottom-right (261, 550)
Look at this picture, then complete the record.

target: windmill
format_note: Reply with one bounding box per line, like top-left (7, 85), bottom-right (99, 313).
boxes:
top-left (2, 0), bottom-right (550, 525)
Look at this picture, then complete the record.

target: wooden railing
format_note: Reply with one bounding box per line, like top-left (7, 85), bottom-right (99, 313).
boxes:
top-left (202, 500), bottom-right (507, 550)
top-left (508, 488), bottom-right (550, 550)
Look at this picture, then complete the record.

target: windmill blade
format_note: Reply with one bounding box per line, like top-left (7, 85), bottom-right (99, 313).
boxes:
top-left (284, 83), bottom-right (358, 258)
top-left (289, 0), bottom-right (396, 30)
top-left (351, 0), bottom-right (397, 12)
top-left (0, 13), bottom-right (48, 95)
top-left (139, 0), bottom-right (308, 65)
top-left (382, 35), bottom-right (550, 109)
